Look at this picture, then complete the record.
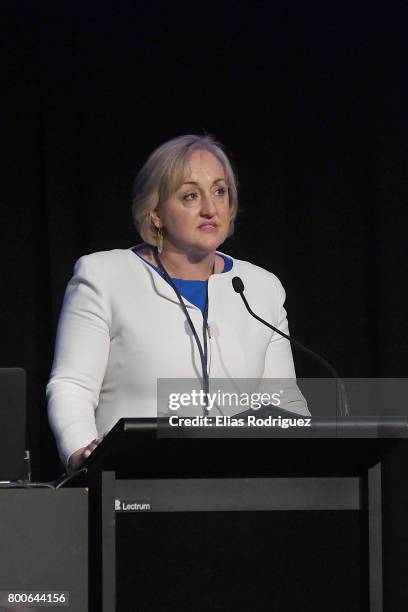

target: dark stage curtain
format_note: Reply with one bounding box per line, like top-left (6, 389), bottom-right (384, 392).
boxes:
top-left (1, 1), bottom-right (407, 482)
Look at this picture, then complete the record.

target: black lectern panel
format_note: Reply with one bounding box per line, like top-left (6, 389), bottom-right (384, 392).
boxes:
top-left (116, 510), bottom-right (366, 612)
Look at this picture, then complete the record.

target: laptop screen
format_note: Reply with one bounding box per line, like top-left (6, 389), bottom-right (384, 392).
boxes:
top-left (0, 368), bottom-right (27, 481)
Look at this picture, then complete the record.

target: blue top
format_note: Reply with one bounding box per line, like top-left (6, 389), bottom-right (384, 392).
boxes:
top-left (134, 250), bottom-right (233, 312)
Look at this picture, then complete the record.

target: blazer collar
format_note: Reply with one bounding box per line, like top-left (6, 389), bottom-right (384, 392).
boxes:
top-left (129, 244), bottom-right (235, 307)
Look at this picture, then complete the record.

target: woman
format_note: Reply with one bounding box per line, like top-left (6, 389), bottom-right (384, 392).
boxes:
top-left (47, 134), bottom-right (308, 471)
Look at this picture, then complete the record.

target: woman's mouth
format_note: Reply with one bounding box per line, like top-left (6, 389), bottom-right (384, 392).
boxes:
top-left (199, 223), bottom-right (218, 233)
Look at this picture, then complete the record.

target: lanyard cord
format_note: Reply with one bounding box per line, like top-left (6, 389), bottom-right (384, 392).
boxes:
top-left (154, 250), bottom-right (212, 416)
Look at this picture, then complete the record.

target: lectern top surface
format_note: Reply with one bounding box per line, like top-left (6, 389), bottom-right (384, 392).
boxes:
top-left (70, 415), bottom-right (407, 484)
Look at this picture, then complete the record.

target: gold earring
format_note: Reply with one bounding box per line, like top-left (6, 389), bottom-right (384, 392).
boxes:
top-left (156, 226), bottom-right (163, 254)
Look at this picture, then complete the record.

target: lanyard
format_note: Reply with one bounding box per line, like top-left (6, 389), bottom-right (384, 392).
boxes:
top-left (154, 250), bottom-right (213, 415)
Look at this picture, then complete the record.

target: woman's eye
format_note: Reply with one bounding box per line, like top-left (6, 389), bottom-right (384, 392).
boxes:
top-left (215, 187), bottom-right (226, 196)
top-left (183, 192), bottom-right (198, 201)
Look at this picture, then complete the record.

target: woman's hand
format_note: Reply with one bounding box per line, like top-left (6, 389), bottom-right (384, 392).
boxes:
top-left (68, 433), bottom-right (107, 472)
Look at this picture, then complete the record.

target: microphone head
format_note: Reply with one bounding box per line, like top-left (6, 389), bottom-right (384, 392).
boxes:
top-left (232, 276), bottom-right (245, 294)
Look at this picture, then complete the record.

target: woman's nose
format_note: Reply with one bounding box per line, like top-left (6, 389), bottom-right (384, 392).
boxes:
top-left (200, 192), bottom-right (216, 216)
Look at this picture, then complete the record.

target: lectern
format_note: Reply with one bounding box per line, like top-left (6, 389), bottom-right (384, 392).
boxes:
top-left (71, 416), bottom-right (408, 612)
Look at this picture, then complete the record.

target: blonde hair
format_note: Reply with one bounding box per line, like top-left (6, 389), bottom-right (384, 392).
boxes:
top-left (132, 134), bottom-right (239, 245)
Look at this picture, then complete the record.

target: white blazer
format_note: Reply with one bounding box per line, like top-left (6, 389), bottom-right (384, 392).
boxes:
top-left (47, 246), bottom-right (309, 465)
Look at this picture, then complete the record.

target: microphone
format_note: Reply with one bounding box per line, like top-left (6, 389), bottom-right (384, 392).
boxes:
top-left (232, 276), bottom-right (350, 416)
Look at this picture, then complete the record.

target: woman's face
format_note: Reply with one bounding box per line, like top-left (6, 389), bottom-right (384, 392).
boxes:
top-left (152, 149), bottom-right (232, 258)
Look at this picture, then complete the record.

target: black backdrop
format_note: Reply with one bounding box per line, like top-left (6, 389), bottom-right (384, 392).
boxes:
top-left (1, 1), bottom-right (407, 480)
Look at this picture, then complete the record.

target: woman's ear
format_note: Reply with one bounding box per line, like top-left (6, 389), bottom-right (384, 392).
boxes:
top-left (150, 210), bottom-right (161, 228)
